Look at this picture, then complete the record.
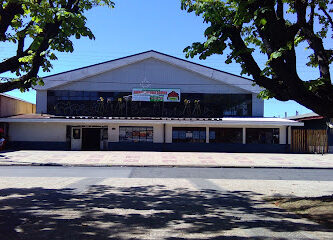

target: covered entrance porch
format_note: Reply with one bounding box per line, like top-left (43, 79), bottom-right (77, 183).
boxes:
top-left (70, 126), bottom-right (108, 151)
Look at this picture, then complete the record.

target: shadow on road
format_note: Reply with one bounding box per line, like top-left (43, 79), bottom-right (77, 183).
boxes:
top-left (0, 185), bottom-right (331, 239)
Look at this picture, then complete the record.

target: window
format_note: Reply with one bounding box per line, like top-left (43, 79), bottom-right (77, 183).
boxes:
top-left (119, 127), bottom-right (153, 142)
top-left (246, 128), bottom-right (279, 144)
top-left (209, 128), bottom-right (243, 143)
top-left (72, 129), bottom-right (81, 139)
top-left (172, 127), bottom-right (206, 143)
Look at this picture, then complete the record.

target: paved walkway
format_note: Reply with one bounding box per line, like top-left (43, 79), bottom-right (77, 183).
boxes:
top-left (0, 150), bottom-right (333, 168)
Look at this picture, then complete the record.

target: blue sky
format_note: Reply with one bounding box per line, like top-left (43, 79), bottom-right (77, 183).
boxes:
top-left (2, 0), bottom-right (327, 117)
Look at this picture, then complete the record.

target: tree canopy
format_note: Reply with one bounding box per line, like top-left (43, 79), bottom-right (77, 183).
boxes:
top-left (0, 0), bottom-right (114, 93)
top-left (181, 0), bottom-right (333, 117)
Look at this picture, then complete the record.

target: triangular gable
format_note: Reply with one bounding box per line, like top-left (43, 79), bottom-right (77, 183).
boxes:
top-left (35, 50), bottom-right (261, 93)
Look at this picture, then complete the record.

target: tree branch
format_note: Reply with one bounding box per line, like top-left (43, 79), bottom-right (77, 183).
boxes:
top-left (295, 0), bottom-right (331, 82)
top-left (276, 0), bottom-right (283, 19)
top-left (309, 0), bottom-right (315, 28)
top-left (0, 17), bottom-right (62, 74)
top-left (0, 2), bottom-right (24, 41)
top-left (228, 27), bottom-right (292, 101)
top-left (295, 0), bottom-right (308, 25)
top-left (319, 5), bottom-right (333, 32)
top-left (16, 21), bottom-right (33, 56)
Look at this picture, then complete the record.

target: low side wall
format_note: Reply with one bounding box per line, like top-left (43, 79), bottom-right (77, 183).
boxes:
top-left (8, 141), bottom-right (68, 150)
top-left (108, 142), bottom-right (290, 153)
top-left (6, 141), bottom-right (290, 152)
top-left (8, 122), bottom-right (67, 142)
top-left (6, 122), bottom-right (68, 150)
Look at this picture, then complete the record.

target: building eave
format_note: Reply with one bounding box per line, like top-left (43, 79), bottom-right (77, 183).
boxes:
top-left (0, 116), bottom-right (304, 126)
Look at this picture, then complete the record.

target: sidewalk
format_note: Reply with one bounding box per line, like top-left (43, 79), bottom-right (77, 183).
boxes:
top-left (0, 150), bottom-right (332, 168)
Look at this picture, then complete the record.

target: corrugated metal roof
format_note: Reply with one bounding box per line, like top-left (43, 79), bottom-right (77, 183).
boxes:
top-left (287, 112), bottom-right (323, 121)
top-left (0, 114), bottom-right (304, 126)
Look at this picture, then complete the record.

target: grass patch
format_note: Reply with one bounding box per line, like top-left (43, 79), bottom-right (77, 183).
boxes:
top-left (267, 195), bottom-right (333, 228)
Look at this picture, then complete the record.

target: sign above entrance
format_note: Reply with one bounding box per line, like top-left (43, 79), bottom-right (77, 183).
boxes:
top-left (132, 88), bottom-right (181, 102)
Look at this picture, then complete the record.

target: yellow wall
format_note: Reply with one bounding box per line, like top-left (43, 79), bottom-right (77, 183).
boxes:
top-left (0, 95), bottom-right (36, 117)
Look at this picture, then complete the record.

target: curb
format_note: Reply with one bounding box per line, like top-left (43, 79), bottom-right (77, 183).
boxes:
top-left (0, 163), bottom-right (333, 169)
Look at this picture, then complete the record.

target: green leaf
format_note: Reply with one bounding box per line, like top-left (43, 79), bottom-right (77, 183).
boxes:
top-left (260, 18), bottom-right (267, 26)
top-left (18, 55), bottom-right (34, 63)
top-left (270, 51), bottom-right (283, 59)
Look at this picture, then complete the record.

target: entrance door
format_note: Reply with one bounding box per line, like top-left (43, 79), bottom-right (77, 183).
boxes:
top-left (71, 127), bottom-right (82, 151)
top-left (82, 128), bottom-right (101, 150)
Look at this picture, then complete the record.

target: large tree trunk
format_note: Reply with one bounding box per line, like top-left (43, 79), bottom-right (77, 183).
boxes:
top-left (293, 88), bottom-right (333, 118)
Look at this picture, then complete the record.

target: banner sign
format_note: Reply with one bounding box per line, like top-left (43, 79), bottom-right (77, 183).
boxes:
top-left (132, 88), bottom-right (181, 102)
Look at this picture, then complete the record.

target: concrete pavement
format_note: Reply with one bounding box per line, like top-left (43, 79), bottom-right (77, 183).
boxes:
top-left (1, 166), bottom-right (333, 181)
top-left (0, 150), bottom-right (333, 168)
top-left (0, 166), bottom-right (332, 239)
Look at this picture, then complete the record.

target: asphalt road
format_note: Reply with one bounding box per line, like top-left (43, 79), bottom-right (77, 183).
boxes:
top-left (0, 165), bottom-right (332, 181)
top-left (1, 166), bottom-right (333, 240)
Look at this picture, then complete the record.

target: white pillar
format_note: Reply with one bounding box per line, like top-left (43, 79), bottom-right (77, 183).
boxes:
top-left (288, 126), bottom-right (292, 144)
top-left (206, 126), bottom-right (209, 143)
top-left (279, 126), bottom-right (287, 144)
top-left (242, 128), bottom-right (246, 144)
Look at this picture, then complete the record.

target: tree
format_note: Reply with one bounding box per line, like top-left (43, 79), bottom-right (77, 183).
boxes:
top-left (181, 0), bottom-right (333, 117)
top-left (0, 0), bottom-right (114, 93)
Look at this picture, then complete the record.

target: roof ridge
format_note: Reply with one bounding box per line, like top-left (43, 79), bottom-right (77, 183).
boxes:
top-left (42, 50), bottom-right (253, 81)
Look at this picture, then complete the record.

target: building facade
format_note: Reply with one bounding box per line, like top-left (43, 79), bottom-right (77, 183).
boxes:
top-left (0, 51), bottom-right (303, 152)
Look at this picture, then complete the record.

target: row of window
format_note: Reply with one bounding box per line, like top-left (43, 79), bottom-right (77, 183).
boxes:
top-left (172, 127), bottom-right (279, 144)
top-left (47, 90), bottom-right (253, 117)
top-left (172, 127), bottom-right (206, 143)
top-left (118, 126), bottom-right (280, 144)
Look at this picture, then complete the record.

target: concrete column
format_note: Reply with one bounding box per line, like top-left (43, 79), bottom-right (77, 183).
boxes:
top-left (288, 126), bottom-right (292, 144)
top-left (108, 125), bottom-right (119, 142)
top-left (165, 125), bottom-right (173, 143)
top-left (36, 90), bottom-right (47, 114)
top-left (206, 126), bottom-right (209, 143)
top-left (153, 124), bottom-right (164, 143)
top-left (242, 128), bottom-right (246, 144)
top-left (279, 126), bottom-right (287, 144)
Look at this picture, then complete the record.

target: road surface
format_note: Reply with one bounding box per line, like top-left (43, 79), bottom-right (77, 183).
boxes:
top-left (0, 166), bottom-right (332, 240)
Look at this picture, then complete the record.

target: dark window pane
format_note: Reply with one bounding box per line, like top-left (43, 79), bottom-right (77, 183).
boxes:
top-left (172, 130), bottom-right (178, 139)
top-left (209, 128), bottom-right (243, 143)
top-left (246, 128), bottom-right (279, 144)
top-left (209, 130), bottom-right (216, 140)
top-left (200, 131), bottom-right (206, 140)
top-left (172, 127), bottom-right (206, 143)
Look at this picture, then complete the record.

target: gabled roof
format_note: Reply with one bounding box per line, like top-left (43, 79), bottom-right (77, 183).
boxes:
top-left (35, 50), bottom-right (261, 93)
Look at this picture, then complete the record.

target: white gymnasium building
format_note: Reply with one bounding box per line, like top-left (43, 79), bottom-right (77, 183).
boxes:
top-left (0, 51), bottom-right (303, 152)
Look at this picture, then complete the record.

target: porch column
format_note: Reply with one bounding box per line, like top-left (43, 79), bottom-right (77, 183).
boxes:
top-left (206, 126), bottom-right (209, 143)
top-left (242, 127), bottom-right (246, 144)
top-left (288, 126), bottom-right (292, 144)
